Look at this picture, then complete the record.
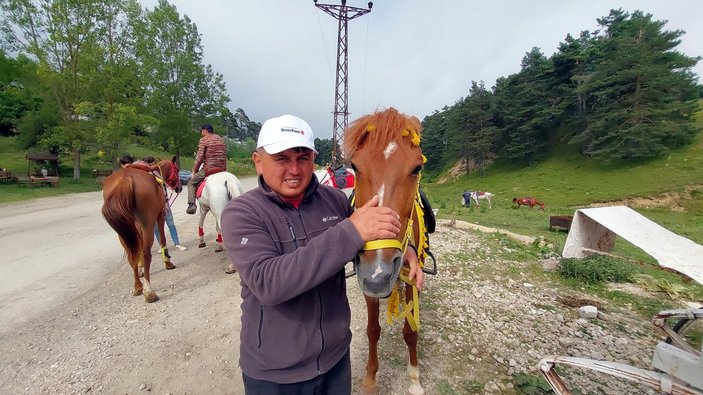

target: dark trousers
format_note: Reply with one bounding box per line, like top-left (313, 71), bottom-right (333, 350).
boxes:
top-left (242, 351), bottom-right (351, 395)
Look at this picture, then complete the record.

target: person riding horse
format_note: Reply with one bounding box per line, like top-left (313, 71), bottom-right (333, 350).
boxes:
top-left (186, 124), bottom-right (227, 214)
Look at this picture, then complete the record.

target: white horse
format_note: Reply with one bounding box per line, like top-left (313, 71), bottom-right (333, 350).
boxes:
top-left (196, 171), bottom-right (244, 252)
top-left (471, 191), bottom-right (493, 208)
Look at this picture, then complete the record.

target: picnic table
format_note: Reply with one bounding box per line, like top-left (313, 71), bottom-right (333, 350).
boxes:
top-left (17, 176), bottom-right (60, 187)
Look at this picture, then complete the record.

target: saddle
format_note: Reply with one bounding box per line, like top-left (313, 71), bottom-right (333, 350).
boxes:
top-left (196, 167), bottom-right (226, 199)
top-left (322, 166), bottom-right (355, 189)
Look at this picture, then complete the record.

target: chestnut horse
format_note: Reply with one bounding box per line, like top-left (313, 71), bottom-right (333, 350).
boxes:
top-left (513, 196), bottom-right (545, 209)
top-left (101, 157), bottom-right (182, 303)
top-left (345, 108), bottom-right (430, 395)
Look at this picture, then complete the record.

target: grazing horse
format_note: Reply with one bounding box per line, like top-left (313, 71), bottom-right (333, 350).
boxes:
top-left (196, 171), bottom-right (245, 252)
top-left (101, 157), bottom-right (182, 303)
top-left (345, 108), bottom-right (430, 395)
top-left (513, 196), bottom-right (545, 209)
top-left (471, 191), bottom-right (493, 208)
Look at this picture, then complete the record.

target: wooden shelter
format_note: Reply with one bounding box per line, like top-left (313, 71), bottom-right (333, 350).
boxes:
top-left (25, 152), bottom-right (59, 177)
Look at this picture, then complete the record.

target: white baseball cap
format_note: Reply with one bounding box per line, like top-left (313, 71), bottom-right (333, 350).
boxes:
top-left (257, 114), bottom-right (318, 154)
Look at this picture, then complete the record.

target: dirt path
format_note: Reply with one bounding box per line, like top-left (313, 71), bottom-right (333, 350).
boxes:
top-left (0, 180), bottom-right (257, 394)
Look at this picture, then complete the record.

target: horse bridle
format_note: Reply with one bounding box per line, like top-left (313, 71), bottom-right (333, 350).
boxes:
top-left (156, 161), bottom-right (180, 190)
top-left (357, 179), bottom-right (419, 255)
top-left (154, 161), bottom-right (181, 207)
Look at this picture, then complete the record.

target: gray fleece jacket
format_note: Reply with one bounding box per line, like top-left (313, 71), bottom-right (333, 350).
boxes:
top-left (221, 174), bottom-right (364, 384)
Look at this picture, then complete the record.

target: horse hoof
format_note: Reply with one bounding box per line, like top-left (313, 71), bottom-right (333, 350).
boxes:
top-left (144, 292), bottom-right (159, 303)
top-left (133, 289), bottom-right (143, 296)
top-left (215, 246), bottom-right (223, 252)
top-left (165, 262), bottom-right (176, 270)
top-left (360, 383), bottom-right (378, 395)
top-left (198, 242), bottom-right (206, 248)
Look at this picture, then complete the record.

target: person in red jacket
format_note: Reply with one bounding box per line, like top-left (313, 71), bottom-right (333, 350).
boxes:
top-left (221, 114), bottom-right (424, 394)
top-left (186, 123), bottom-right (227, 214)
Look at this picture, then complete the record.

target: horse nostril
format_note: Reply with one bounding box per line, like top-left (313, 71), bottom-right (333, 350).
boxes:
top-left (393, 255), bottom-right (402, 268)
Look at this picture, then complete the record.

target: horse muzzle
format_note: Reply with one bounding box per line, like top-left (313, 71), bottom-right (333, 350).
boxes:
top-left (353, 250), bottom-right (403, 298)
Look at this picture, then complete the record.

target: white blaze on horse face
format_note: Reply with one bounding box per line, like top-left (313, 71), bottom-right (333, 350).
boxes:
top-left (377, 184), bottom-right (385, 207)
top-left (383, 141), bottom-right (397, 160)
top-left (371, 263), bottom-right (384, 279)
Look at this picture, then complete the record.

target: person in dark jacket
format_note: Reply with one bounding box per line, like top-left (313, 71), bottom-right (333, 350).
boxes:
top-left (221, 114), bottom-right (424, 394)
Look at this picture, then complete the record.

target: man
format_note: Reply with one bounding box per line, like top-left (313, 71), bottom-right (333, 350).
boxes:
top-left (186, 123), bottom-right (227, 214)
top-left (462, 189), bottom-right (472, 208)
top-left (221, 114), bottom-right (424, 394)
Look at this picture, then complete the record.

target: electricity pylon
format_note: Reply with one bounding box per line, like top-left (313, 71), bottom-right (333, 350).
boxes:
top-left (314, 0), bottom-right (373, 166)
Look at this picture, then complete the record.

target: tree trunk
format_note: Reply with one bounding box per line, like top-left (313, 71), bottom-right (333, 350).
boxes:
top-left (73, 148), bottom-right (81, 181)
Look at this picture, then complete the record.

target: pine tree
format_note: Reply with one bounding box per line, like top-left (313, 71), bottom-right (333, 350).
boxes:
top-left (577, 9), bottom-right (701, 159)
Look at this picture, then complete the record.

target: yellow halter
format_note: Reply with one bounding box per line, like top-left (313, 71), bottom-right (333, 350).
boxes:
top-left (353, 179), bottom-right (426, 332)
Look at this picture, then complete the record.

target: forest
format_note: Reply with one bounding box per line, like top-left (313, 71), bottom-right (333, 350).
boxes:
top-left (420, 9), bottom-right (701, 176)
top-left (1, 3), bottom-right (701, 179)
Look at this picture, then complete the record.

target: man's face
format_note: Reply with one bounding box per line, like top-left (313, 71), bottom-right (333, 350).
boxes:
top-left (253, 147), bottom-right (316, 200)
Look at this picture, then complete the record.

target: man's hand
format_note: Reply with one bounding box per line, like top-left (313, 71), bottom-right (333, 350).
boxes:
top-left (404, 247), bottom-right (424, 290)
top-left (349, 195), bottom-right (401, 242)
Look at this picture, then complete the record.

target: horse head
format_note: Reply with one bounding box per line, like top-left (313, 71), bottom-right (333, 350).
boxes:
top-left (155, 156), bottom-right (182, 193)
top-left (345, 108), bottom-right (424, 298)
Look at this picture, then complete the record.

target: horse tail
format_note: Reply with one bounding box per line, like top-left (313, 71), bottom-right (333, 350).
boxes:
top-left (102, 176), bottom-right (141, 264)
top-left (225, 175), bottom-right (244, 202)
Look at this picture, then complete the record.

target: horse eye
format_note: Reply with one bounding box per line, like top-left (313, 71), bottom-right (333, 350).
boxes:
top-left (411, 165), bottom-right (422, 175)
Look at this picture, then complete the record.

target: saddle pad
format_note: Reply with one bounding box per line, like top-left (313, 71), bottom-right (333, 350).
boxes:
top-left (196, 179), bottom-right (207, 198)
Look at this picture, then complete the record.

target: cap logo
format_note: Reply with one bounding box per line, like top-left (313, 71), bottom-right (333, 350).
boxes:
top-left (280, 126), bottom-right (304, 136)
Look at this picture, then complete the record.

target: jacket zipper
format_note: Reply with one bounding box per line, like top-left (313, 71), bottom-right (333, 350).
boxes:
top-left (257, 304), bottom-right (263, 348)
top-left (285, 218), bottom-right (298, 248)
top-left (317, 287), bottom-right (324, 375)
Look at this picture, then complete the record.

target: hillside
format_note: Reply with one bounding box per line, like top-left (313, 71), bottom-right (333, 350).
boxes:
top-left (422, 103), bottom-right (703, 262)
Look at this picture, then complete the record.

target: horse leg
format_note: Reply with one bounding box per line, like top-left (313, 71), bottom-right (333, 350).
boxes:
top-left (487, 197), bottom-right (492, 209)
top-left (198, 208), bottom-right (207, 248)
top-left (156, 216), bottom-right (175, 270)
top-left (361, 295), bottom-right (381, 395)
top-left (402, 284), bottom-right (424, 395)
top-left (140, 250), bottom-right (159, 303)
top-left (130, 263), bottom-right (143, 296)
top-left (139, 229), bottom-right (159, 302)
top-left (214, 221), bottom-right (224, 252)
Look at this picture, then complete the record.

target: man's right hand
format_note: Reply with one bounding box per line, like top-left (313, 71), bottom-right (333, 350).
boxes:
top-left (349, 195), bottom-right (401, 242)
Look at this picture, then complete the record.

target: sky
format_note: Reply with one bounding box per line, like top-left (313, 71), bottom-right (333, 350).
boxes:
top-left (140, 1), bottom-right (703, 140)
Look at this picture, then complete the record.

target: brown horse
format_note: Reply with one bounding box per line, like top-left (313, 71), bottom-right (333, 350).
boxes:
top-left (345, 108), bottom-right (429, 395)
top-left (101, 157), bottom-right (182, 303)
top-left (513, 196), bottom-right (545, 209)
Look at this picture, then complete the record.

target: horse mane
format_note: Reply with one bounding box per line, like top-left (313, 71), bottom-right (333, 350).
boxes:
top-left (344, 108), bottom-right (422, 159)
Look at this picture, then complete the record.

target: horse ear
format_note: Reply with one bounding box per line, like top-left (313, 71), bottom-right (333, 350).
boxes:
top-left (171, 155), bottom-right (177, 163)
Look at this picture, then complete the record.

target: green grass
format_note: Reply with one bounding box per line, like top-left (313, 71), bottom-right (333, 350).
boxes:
top-left (0, 136), bottom-right (257, 204)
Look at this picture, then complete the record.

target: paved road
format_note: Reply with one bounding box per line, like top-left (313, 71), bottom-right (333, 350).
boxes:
top-left (0, 175), bottom-right (259, 336)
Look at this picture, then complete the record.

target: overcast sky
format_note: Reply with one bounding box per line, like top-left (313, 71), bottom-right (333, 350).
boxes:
top-left (141, 1), bottom-right (703, 140)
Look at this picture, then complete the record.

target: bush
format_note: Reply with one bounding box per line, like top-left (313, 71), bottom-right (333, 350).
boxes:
top-left (558, 255), bottom-right (635, 285)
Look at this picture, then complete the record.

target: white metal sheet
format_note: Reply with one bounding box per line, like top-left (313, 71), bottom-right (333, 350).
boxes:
top-left (563, 206), bottom-right (703, 285)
